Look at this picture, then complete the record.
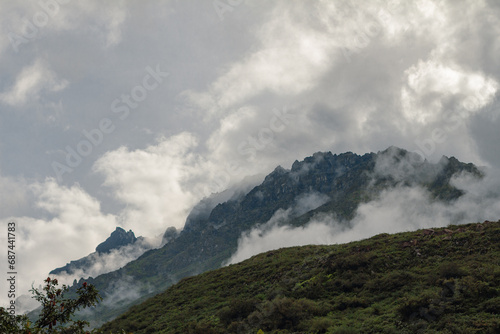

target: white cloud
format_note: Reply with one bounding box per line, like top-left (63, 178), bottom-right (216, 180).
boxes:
top-left (183, 1), bottom-right (341, 116)
top-left (401, 59), bottom-right (498, 124)
top-left (93, 132), bottom-right (206, 235)
top-left (0, 179), bottom-right (116, 310)
top-left (2, 1), bottom-right (129, 52)
top-left (100, 275), bottom-right (147, 308)
top-left (176, 0), bottom-right (500, 178)
top-left (227, 220), bottom-right (338, 265)
top-left (294, 192), bottom-right (330, 216)
top-left (0, 59), bottom-right (68, 106)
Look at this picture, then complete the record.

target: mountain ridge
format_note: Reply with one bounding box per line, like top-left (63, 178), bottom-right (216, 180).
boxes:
top-left (59, 147), bottom-right (483, 326)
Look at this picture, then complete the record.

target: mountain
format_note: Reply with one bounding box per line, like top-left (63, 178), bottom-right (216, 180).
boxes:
top-left (50, 227), bottom-right (140, 276)
top-left (100, 220), bottom-right (500, 333)
top-left (66, 147), bottom-right (483, 326)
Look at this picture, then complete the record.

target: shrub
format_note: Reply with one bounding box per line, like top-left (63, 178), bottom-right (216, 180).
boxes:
top-left (248, 297), bottom-right (321, 331)
top-left (480, 296), bottom-right (500, 313)
top-left (186, 320), bottom-right (218, 334)
top-left (397, 291), bottom-right (439, 321)
top-left (334, 296), bottom-right (369, 311)
top-left (458, 276), bottom-right (497, 299)
top-left (218, 298), bottom-right (257, 325)
top-left (366, 270), bottom-right (414, 292)
top-left (439, 262), bottom-right (466, 279)
top-left (306, 317), bottom-right (334, 333)
top-left (330, 326), bottom-right (360, 334)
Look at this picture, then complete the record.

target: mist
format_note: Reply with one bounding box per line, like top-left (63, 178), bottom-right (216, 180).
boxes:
top-left (227, 164), bottom-right (500, 265)
top-left (51, 237), bottom-right (156, 286)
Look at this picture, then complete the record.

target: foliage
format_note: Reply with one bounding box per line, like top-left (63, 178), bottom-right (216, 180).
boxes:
top-left (0, 307), bottom-right (29, 334)
top-left (0, 278), bottom-right (106, 334)
top-left (100, 220), bottom-right (500, 333)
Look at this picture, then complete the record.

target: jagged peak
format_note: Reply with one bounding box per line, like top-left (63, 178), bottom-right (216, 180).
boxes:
top-left (291, 151), bottom-right (334, 172)
top-left (95, 227), bottom-right (137, 254)
top-left (264, 165), bottom-right (289, 182)
top-left (378, 146), bottom-right (411, 158)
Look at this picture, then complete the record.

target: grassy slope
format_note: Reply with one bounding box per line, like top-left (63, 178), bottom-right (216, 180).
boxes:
top-left (100, 220), bottom-right (500, 334)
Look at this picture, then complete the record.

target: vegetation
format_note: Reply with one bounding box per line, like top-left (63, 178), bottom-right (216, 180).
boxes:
top-left (1, 278), bottom-right (104, 334)
top-left (100, 220), bottom-right (500, 333)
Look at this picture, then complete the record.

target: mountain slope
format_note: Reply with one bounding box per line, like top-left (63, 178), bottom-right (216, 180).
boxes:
top-left (69, 147), bottom-right (482, 325)
top-left (100, 220), bottom-right (500, 333)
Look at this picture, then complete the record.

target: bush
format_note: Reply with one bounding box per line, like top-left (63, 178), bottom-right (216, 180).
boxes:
top-left (366, 270), bottom-right (414, 292)
top-left (480, 296), bottom-right (500, 313)
top-left (248, 297), bottom-right (321, 331)
top-left (306, 317), bottom-right (334, 333)
top-left (397, 291), bottom-right (439, 321)
top-left (439, 262), bottom-right (466, 279)
top-left (218, 298), bottom-right (257, 325)
top-left (330, 326), bottom-right (360, 334)
top-left (334, 296), bottom-right (369, 311)
top-left (458, 276), bottom-right (497, 299)
top-left (186, 321), bottom-right (219, 334)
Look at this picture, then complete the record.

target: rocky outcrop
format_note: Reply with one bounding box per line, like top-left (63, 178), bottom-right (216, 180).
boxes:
top-left (96, 227), bottom-right (137, 254)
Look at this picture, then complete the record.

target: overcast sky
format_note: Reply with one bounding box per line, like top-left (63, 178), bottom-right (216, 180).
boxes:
top-left (1, 0), bottom-right (500, 308)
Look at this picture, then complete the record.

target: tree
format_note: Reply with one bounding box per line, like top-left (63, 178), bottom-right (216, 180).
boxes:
top-left (0, 307), bottom-right (28, 333)
top-left (0, 277), bottom-right (102, 334)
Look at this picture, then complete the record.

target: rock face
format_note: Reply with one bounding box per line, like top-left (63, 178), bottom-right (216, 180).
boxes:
top-left (96, 227), bottom-right (137, 254)
top-left (161, 226), bottom-right (179, 246)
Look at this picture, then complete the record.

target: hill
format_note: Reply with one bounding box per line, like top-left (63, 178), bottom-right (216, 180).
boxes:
top-left (100, 220), bottom-right (500, 333)
top-left (63, 147), bottom-right (483, 325)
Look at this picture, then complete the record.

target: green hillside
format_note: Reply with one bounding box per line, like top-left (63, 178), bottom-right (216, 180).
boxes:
top-left (100, 220), bottom-right (500, 334)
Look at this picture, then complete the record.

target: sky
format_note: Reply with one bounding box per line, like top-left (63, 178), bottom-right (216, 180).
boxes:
top-left (1, 0), bottom-right (500, 310)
